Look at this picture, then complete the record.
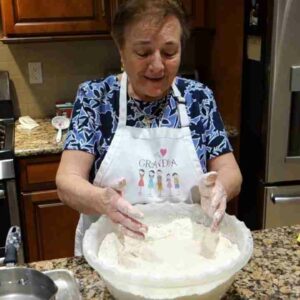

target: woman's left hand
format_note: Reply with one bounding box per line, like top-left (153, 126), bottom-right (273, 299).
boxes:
top-left (198, 171), bottom-right (227, 231)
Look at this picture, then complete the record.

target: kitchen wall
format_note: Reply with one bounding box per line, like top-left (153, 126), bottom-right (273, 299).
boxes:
top-left (0, 39), bottom-right (195, 118)
top-left (0, 40), bottom-right (120, 117)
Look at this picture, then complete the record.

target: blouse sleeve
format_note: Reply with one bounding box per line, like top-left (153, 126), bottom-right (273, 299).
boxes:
top-left (202, 87), bottom-right (233, 160)
top-left (64, 82), bottom-right (101, 155)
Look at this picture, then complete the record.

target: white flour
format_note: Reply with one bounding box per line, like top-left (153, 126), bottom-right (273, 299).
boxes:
top-left (98, 218), bottom-right (240, 277)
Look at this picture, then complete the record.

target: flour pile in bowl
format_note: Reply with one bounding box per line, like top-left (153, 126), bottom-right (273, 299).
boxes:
top-left (98, 218), bottom-right (240, 276)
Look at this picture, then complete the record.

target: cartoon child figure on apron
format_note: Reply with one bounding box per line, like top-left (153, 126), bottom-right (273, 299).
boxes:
top-left (173, 172), bottom-right (180, 195)
top-left (157, 169), bottom-right (163, 196)
top-left (166, 173), bottom-right (172, 195)
top-left (148, 170), bottom-right (155, 196)
top-left (138, 169), bottom-right (145, 195)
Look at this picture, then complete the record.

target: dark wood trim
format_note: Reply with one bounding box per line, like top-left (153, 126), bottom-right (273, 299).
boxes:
top-left (0, 33), bottom-right (112, 43)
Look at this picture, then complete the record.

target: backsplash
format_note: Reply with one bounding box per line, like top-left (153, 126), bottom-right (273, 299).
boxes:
top-left (0, 40), bottom-right (120, 118)
top-left (0, 39), bottom-right (195, 118)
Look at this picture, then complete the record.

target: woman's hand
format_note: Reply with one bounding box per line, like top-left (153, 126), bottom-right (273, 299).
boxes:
top-left (102, 186), bottom-right (148, 239)
top-left (199, 171), bottom-right (227, 231)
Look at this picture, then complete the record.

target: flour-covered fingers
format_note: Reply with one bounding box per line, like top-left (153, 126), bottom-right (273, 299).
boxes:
top-left (205, 171), bottom-right (218, 186)
top-left (199, 172), bottom-right (218, 201)
top-left (211, 180), bottom-right (227, 210)
top-left (111, 177), bottom-right (127, 192)
top-left (102, 187), bottom-right (147, 235)
top-left (119, 225), bottom-right (145, 240)
top-left (210, 189), bottom-right (222, 215)
top-left (115, 197), bottom-right (144, 219)
top-left (211, 195), bottom-right (226, 232)
top-left (118, 213), bottom-right (148, 235)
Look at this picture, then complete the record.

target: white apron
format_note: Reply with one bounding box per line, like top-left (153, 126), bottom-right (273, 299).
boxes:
top-left (74, 72), bottom-right (204, 256)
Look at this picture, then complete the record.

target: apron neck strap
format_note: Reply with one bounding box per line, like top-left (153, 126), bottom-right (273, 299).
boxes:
top-left (119, 72), bottom-right (190, 127)
top-left (119, 72), bottom-right (128, 127)
top-left (172, 80), bottom-right (190, 128)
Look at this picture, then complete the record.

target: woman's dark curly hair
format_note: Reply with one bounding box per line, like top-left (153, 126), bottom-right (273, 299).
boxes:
top-left (111, 0), bottom-right (190, 48)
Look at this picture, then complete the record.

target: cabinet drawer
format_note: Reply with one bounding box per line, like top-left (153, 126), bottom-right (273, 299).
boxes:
top-left (18, 154), bottom-right (60, 192)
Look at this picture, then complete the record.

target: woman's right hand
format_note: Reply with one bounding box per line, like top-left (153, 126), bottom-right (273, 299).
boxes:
top-left (102, 187), bottom-right (148, 239)
top-left (198, 171), bottom-right (227, 232)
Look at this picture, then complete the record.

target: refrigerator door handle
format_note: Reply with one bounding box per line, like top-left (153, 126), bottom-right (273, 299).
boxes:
top-left (0, 189), bottom-right (5, 200)
top-left (290, 66), bottom-right (300, 92)
top-left (271, 194), bottom-right (300, 204)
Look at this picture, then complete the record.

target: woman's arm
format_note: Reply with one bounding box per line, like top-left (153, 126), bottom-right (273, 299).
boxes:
top-left (207, 152), bottom-right (242, 201)
top-left (56, 150), bottom-right (103, 215)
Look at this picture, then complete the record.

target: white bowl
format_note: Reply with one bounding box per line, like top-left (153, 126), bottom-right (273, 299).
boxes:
top-left (83, 203), bottom-right (253, 300)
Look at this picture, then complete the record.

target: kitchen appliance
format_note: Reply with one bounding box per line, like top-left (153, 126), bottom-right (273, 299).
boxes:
top-left (0, 71), bottom-right (24, 262)
top-left (239, 0), bottom-right (300, 229)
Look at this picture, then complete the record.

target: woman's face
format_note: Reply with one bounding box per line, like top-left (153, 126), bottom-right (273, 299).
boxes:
top-left (119, 15), bottom-right (182, 101)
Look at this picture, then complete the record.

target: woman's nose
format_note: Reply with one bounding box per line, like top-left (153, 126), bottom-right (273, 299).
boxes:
top-left (149, 52), bottom-right (164, 73)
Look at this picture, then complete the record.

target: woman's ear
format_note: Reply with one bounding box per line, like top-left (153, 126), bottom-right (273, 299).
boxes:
top-left (118, 47), bottom-right (125, 71)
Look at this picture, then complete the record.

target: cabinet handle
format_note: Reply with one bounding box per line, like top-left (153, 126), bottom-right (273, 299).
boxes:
top-left (101, 0), bottom-right (106, 17)
top-left (271, 195), bottom-right (300, 204)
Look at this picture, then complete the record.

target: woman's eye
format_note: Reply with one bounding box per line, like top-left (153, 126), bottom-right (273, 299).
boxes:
top-left (166, 53), bottom-right (175, 57)
top-left (163, 52), bottom-right (177, 58)
top-left (136, 51), bottom-right (149, 57)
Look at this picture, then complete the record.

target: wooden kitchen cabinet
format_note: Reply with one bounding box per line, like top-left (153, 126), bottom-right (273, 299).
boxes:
top-left (17, 154), bottom-right (79, 262)
top-left (111, 0), bottom-right (213, 30)
top-left (0, 0), bottom-right (111, 42)
top-left (110, 0), bottom-right (126, 12)
top-left (0, 0), bottom-right (214, 42)
top-left (182, 0), bottom-right (205, 29)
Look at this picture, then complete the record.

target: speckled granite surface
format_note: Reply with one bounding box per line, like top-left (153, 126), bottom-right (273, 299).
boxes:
top-left (14, 119), bottom-right (65, 157)
top-left (14, 119), bottom-right (239, 157)
top-left (27, 225), bottom-right (300, 300)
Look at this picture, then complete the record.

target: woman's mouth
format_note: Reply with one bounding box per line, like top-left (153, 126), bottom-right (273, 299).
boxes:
top-left (144, 76), bottom-right (164, 82)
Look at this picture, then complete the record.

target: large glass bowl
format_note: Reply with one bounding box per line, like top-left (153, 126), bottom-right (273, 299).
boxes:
top-left (83, 202), bottom-right (253, 300)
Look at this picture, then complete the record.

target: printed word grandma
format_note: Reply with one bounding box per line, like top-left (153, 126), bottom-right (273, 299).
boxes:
top-left (139, 159), bottom-right (178, 169)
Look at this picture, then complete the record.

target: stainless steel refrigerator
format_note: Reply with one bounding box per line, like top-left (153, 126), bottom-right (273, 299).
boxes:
top-left (239, 0), bottom-right (300, 229)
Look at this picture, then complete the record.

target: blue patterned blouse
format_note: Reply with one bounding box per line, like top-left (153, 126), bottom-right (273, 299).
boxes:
top-left (64, 75), bottom-right (232, 181)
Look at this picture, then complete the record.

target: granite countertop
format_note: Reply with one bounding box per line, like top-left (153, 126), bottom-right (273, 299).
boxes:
top-left (14, 119), bottom-right (65, 157)
top-left (14, 119), bottom-right (239, 157)
top-left (27, 224), bottom-right (300, 300)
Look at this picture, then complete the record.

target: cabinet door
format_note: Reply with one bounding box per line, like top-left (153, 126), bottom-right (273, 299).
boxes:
top-left (110, 0), bottom-right (125, 19)
top-left (111, 0), bottom-right (126, 9)
top-left (182, 0), bottom-right (205, 28)
top-left (110, 0), bottom-right (212, 30)
top-left (21, 190), bottom-right (79, 262)
top-left (1, 0), bottom-right (110, 36)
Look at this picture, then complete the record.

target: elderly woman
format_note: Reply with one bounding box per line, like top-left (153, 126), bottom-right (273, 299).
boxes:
top-left (56, 0), bottom-right (242, 256)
